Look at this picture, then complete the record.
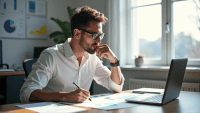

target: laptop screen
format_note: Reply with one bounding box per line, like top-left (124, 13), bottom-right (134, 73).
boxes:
top-left (162, 58), bottom-right (188, 104)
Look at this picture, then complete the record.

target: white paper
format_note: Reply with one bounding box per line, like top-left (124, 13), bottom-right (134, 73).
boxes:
top-left (26, 16), bottom-right (47, 39)
top-left (0, 0), bottom-right (25, 14)
top-left (16, 102), bottom-right (88, 113)
top-left (60, 93), bottom-right (141, 110)
top-left (27, 0), bottom-right (46, 16)
top-left (0, 13), bottom-right (25, 38)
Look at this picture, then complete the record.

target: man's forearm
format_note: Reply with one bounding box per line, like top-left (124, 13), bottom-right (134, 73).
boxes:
top-left (29, 89), bottom-right (68, 102)
top-left (110, 57), bottom-right (122, 85)
top-left (110, 66), bottom-right (122, 85)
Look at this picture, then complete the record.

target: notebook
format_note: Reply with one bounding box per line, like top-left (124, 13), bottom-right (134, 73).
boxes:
top-left (125, 58), bottom-right (188, 105)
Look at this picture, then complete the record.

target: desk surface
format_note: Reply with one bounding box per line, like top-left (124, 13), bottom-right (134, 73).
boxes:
top-left (0, 71), bottom-right (25, 76)
top-left (0, 90), bottom-right (200, 113)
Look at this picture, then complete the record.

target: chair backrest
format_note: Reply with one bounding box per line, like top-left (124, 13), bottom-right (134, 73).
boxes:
top-left (22, 58), bottom-right (38, 78)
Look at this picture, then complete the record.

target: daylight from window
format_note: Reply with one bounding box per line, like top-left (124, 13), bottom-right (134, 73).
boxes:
top-left (133, 0), bottom-right (200, 60)
top-left (173, 1), bottom-right (200, 59)
top-left (133, 2), bottom-right (161, 59)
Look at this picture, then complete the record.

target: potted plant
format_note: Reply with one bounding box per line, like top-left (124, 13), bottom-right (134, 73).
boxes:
top-left (135, 54), bottom-right (144, 66)
top-left (49, 6), bottom-right (75, 44)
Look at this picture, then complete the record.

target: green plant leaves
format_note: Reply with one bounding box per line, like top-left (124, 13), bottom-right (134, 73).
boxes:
top-left (68, 6), bottom-right (73, 18)
top-left (49, 31), bottom-right (63, 38)
top-left (67, 6), bottom-right (75, 18)
top-left (50, 31), bottom-right (67, 43)
top-left (50, 18), bottom-right (71, 39)
top-left (62, 21), bottom-right (71, 38)
top-left (50, 6), bottom-right (75, 44)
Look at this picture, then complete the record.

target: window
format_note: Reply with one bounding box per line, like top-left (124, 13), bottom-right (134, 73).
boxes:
top-left (127, 0), bottom-right (200, 66)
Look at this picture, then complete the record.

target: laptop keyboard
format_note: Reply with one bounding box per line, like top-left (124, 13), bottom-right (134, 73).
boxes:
top-left (141, 95), bottom-right (163, 103)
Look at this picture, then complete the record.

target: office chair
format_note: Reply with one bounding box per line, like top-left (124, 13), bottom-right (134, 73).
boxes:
top-left (22, 58), bottom-right (38, 78)
top-left (22, 58), bottom-right (94, 95)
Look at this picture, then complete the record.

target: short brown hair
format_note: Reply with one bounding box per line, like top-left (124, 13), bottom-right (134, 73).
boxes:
top-left (71, 6), bottom-right (108, 37)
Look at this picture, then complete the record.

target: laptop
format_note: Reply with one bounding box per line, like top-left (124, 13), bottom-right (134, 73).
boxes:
top-left (125, 58), bottom-right (188, 105)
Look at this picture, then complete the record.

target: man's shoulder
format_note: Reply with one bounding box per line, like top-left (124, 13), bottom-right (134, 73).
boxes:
top-left (43, 44), bottom-right (64, 55)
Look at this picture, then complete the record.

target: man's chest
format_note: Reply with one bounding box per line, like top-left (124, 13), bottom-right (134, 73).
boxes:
top-left (48, 58), bottom-right (95, 90)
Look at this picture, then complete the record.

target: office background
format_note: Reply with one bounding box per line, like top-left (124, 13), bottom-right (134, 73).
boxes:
top-left (0, 0), bottom-right (200, 95)
top-left (0, 0), bottom-right (108, 69)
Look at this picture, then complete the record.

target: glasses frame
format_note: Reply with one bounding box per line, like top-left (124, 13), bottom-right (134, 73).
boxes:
top-left (77, 28), bottom-right (105, 40)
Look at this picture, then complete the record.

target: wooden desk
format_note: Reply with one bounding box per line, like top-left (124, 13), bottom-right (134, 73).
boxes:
top-left (0, 71), bottom-right (26, 105)
top-left (0, 71), bottom-right (25, 76)
top-left (0, 90), bottom-right (199, 113)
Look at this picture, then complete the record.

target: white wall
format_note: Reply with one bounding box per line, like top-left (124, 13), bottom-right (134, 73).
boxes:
top-left (1, 0), bottom-right (77, 69)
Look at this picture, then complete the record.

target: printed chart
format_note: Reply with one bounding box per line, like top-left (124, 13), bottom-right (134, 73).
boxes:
top-left (61, 93), bottom-right (140, 110)
top-left (27, 0), bottom-right (46, 16)
top-left (0, 0), bottom-right (25, 14)
top-left (0, 13), bottom-right (25, 38)
top-left (26, 16), bottom-right (47, 39)
top-left (0, 0), bottom-right (47, 39)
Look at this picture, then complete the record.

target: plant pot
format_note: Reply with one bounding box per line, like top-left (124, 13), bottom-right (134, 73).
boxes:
top-left (135, 58), bottom-right (143, 66)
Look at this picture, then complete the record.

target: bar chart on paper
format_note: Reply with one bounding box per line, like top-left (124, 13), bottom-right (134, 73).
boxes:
top-left (27, 0), bottom-right (46, 16)
top-left (0, 0), bottom-right (25, 13)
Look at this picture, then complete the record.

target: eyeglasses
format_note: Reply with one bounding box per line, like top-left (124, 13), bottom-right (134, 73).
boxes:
top-left (78, 28), bottom-right (105, 40)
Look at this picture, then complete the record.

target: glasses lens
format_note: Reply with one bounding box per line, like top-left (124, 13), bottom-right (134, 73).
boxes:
top-left (100, 33), bottom-right (104, 40)
top-left (92, 33), bottom-right (104, 40)
top-left (92, 33), bottom-right (99, 40)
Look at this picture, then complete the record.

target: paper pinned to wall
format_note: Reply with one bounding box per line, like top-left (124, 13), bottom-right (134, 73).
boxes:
top-left (16, 102), bottom-right (88, 113)
top-left (26, 16), bottom-right (47, 39)
top-left (27, 0), bottom-right (46, 16)
top-left (0, 0), bottom-right (25, 14)
top-left (0, 13), bottom-right (26, 38)
top-left (0, 0), bottom-right (47, 39)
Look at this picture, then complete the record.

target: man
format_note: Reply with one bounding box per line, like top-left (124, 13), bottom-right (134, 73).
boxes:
top-left (20, 6), bottom-right (125, 103)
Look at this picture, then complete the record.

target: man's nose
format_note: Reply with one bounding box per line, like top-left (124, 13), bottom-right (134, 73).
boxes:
top-left (96, 36), bottom-right (101, 44)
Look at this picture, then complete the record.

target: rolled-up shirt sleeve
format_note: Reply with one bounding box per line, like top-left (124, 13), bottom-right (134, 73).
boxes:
top-left (20, 50), bottom-right (54, 103)
top-left (94, 57), bottom-right (125, 93)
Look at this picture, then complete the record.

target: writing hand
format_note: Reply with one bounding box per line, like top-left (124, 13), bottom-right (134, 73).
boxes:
top-left (63, 88), bottom-right (90, 103)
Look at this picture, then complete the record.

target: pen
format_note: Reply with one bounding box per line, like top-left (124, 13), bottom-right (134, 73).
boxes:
top-left (73, 82), bottom-right (92, 101)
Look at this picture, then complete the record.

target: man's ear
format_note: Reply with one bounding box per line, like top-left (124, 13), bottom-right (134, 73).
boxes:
top-left (73, 29), bottom-right (81, 39)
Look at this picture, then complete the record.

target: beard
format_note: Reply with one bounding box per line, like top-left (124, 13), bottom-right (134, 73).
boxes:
top-left (79, 35), bottom-right (97, 54)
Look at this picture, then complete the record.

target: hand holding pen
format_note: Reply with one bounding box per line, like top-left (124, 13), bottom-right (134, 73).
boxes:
top-left (73, 82), bottom-right (92, 101)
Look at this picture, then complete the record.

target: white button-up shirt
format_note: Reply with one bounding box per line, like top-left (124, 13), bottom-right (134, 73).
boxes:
top-left (20, 38), bottom-right (125, 102)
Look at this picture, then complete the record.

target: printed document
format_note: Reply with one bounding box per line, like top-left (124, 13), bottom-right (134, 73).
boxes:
top-left (16, 102), bottom-right (87, 112)
top-left (60, 93), bottom-right (140, 110)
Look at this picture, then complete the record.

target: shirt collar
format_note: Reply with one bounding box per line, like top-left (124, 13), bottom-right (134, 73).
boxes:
top-left (64, 38), bottom-right (89, 59)
top-left (64, 38), bottom-right (75, 59)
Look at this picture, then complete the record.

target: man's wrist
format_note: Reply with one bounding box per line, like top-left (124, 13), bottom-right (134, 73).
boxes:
top-left (110, 57), bottom-right (118, 63)
top-left (110, 57), bottom-right (120, 67)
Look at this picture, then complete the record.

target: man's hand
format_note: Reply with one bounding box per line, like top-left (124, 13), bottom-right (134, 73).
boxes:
top-left (95, 44), bottom-right (118, 63)
top-left (62, 88), bottom-right (90, 103)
